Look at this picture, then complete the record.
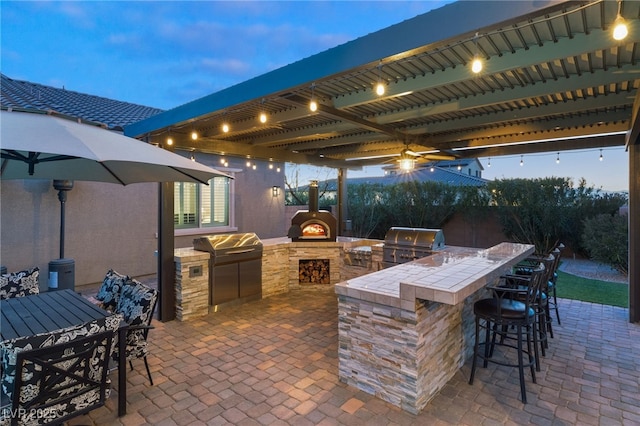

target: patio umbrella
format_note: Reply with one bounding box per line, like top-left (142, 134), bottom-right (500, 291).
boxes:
top-left (0, 109), bottom-right (231, 184)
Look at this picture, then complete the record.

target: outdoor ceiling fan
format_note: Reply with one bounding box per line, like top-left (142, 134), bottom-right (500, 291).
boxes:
top-left (386, 145), bottom-right (457, 171)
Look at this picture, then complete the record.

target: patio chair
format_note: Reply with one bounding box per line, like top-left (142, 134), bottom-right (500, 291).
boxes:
top-left (112, 279), bottom-right (158, 385)
top-left (0, 266), bottom-right (39, 300)
top-left (469, 262), bottom-right (546, 404)
top-left (0, 315), bottom-right (121, 425)
top-left (95, 269), bottom-right (129, 312)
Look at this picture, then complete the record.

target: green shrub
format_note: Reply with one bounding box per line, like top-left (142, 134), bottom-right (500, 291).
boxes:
top-left (582, 213), bottom-right (629, 275)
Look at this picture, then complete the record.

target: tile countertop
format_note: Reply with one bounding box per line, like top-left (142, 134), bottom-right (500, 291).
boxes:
top-left (334, 242), bottom-right (535, 312)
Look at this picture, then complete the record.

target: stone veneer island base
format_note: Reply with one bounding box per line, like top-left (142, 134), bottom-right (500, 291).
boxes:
top-left (334, 242), bottom-right (534, 414)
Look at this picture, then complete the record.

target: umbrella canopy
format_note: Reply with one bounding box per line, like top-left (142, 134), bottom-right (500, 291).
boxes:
top-left (0, 109), bottom-right (231, 185)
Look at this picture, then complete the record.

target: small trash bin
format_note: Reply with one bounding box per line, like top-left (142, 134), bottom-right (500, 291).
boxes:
top-left (48, 258), bottom-right (75, 291)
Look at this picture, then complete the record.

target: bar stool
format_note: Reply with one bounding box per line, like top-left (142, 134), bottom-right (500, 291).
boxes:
top-left (469, 262), bottom-right (546, 404)
top-left (512, 253), bottom-right (555, 356)
top-left (547, 244), bottom-right (564, 325)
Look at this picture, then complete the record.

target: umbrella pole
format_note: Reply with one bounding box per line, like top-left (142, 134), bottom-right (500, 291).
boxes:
top-left (53, 180), bottom-right (74, 259)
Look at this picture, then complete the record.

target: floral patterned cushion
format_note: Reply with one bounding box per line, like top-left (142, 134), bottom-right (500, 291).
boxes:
top-left (0, 314), bottom-right (122, 406)
top-left (0, 267), bottom-right (40, 300)
top-left (113, 280), bottom-right (158, 361)
top-left (95, 269), bottom-right (129, 312)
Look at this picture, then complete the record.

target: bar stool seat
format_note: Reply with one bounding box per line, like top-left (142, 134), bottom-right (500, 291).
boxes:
top-left (469, 262), bottom-right (546, 404)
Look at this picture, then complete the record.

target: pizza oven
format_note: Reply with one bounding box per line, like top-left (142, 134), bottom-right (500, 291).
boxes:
top-left (287, 181), bottom-right (337, 242)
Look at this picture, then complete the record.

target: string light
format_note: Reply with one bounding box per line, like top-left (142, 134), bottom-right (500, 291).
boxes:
top-left (309, 83), bottom-right (318, 112)
top-left (259, 99), bottom-right (267, 123)
top-left (556, 152), bottom-right (560, 164)
top-left (375, 61), bottom-right (385, 96)
top-left (612, 0), bottom-right (628, 41)
top-left (471, 32), bottom-right (483, 74)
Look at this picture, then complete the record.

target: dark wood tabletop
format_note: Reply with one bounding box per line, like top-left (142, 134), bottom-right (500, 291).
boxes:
top-left (1, 289), bottom-right (128, 416)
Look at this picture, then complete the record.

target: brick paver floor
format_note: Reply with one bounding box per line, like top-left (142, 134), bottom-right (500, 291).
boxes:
top-left (69, 289), bottom-right (640, 425)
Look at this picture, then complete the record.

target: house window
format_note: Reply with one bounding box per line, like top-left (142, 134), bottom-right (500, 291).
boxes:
top-left (174, 176), bottom-right (230, 228)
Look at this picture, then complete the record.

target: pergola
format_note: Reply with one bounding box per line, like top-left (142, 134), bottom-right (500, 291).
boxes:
top-left (126, 0), bottom-right (639, 322)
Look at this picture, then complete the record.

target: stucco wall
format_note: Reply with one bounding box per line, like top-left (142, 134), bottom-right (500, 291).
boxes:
top-left (1, 154), bottom-right (287, 289)
top-left (1, 179), bottom-right (157, 290)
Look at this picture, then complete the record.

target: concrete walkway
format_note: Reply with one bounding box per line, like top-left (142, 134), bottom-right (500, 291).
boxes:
top-left (68, 287), bottom-right (640, 425)
top-left (558, 258), bottom-right (628, 284)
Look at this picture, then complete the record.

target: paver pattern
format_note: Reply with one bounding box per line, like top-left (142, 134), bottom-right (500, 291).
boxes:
top-left (69, 288), bottom-right (640, 425)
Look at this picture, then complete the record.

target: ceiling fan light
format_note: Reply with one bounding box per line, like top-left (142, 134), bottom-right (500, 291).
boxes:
top-left (399, 158), bottom-right (415, 171)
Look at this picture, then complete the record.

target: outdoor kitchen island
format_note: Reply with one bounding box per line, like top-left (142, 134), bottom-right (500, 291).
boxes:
top-left (334, 242), bottom-right (534, 414)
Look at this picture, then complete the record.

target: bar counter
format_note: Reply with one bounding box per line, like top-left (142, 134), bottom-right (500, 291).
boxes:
top-left (334, 242), bottom-right (534, 414)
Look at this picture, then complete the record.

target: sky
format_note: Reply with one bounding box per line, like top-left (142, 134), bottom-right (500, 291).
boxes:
top-left (0, 1), bottom-right (630, 192)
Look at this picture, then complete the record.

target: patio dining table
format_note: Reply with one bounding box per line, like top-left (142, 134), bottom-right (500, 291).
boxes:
top-left (0, 289), bottom-right (128, 417)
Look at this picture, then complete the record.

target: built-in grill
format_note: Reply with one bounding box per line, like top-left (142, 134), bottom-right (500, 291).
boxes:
top-left (382, 227), bottom-right (445, 268)
top-left (288, 180), bottom-right (337, 242)
top-left (193, 233), bottom-right (263, 307)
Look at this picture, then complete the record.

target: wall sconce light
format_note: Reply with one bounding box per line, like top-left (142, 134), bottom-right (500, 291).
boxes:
top-left (272, 186), bottom-right (281, 197)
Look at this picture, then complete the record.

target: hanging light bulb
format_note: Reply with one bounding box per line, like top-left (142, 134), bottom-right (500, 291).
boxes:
top-left (222, 123), bottom-right (230, 133)
top-left (252, 164), bottom-right (257, 170)
top-left (309, 83), bottom-right (318, 112)
top-left (487, 157), bottom-right (491, 168)
top-left (556, 152), bottom-right (560, 164)
top-left (190, 151), bottom-right (196, 161)
top-left (166, 136), bottom-right (173, 146)
top-left (471, 32), bottom-right (483, 74)
top-left (520, 155), bottom-right (524, 166)
top-left (430, 165), bottom-right (435, 172)
top-left (374, 61), bottom-right (386, 96)
top-left (457, 164), bottom-right (462, 171)
top-left (599, 149), bottom-right (604, 161)
top-left (259, 99), bottom-right (267, 123)
top-left (191, 130), bottom-right (198, 140)
top-left (276, 167), bottom-right (281, 173)
top-left (471, 57), bottom-right (483, 74)
top-left (612, 0), bottom-right (628, 41)
top-left (246, 160), bottom-right (251, 167)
